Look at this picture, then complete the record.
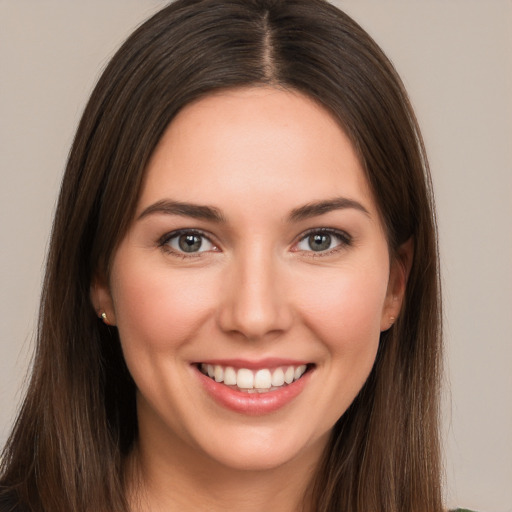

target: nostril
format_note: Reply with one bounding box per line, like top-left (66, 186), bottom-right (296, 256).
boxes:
top-left (216, 264), bottom-right (294, 339)
top-left (216, 299), bottom-right (294, 341)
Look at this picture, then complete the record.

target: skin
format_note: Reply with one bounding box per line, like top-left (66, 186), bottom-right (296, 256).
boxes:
top-left (92, 87), bottom-right (409, 511)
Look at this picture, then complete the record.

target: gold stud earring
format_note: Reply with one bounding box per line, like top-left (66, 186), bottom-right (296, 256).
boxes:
top-left (100, 312), bottom-right (109, 325)
top-left (389, 316), bottom-right (396, 326)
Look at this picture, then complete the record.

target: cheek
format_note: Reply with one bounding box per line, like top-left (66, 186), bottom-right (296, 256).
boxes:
top-left (110, 261), bottom-right (218, 355)
top-left (293, 263), bottom-right (389, 423)
top-left (295, 262), bottom-right (389, 354)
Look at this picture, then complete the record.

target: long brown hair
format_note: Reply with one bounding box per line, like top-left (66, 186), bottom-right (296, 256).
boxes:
top-left (0, 1), bottom-right (443, 510)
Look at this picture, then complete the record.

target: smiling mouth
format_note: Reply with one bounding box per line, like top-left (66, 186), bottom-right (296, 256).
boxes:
top-left (197, 363), bottom-right (312, 393)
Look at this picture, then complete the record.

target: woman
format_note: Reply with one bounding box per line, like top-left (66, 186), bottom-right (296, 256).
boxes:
top-left (0, 0), bottom-right (455, 510)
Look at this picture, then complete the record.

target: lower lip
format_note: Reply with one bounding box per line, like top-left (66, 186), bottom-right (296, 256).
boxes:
top-left (195, 366), bottom-right (312, 415)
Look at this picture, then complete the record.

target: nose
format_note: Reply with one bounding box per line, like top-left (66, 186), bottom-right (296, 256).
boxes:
top-left (216, 247), bottom-right (293, 341)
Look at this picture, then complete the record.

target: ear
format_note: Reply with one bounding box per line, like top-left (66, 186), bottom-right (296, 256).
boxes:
top-left (90, 272), bottom-right (117, 326)
top-left (380, 238), bottom-right (413, 332)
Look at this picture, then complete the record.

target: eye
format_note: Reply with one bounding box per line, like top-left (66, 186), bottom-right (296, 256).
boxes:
top-left (295, 229), bottom-right (351, 253)
top-left (161, 230), bottom-right (217, 254)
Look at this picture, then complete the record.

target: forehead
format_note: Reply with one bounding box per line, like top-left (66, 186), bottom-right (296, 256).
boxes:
top-left (137, 87), bottom-right (377, 220)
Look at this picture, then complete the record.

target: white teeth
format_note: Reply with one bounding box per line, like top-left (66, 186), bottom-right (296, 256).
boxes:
top-left (236, 368), bottom-right (254, 389)
top-left (294, 365), bottom-right (307, 380)
top-left (254, 369), bottom-right (272, 389)
top-left (224, 366), bottom-right (237, 385)
top-left (284, 366), bottom-right (295, 384)
top-left (271, 368), bottom-right (285, 387)
top-left (214, 365), bottom-right (224, 382)
top-left (200, 363), bottom-right (309, 392)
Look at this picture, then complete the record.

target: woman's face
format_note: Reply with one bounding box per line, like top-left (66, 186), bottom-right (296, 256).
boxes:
top-left (93, 87), bottom-right (405, 473)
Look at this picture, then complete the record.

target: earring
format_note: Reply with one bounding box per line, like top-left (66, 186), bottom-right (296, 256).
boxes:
top-left (100, 312), bottom-right (109, 325)
top-left (389, 316), bottom-right (396, 327)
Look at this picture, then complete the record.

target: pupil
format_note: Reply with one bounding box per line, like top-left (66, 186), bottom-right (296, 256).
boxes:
top-left (179, 234), bottom-right (202, 252)
top-left (309, 233), bottom-right (331, 251)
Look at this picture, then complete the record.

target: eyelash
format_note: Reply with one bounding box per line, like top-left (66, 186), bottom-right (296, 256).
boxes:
top-left (158, 227), bottom-right (353, 258)
top-left (294, 228), bottom-right (353, 256)
top-left (158, 229), bottom-right (218, 258)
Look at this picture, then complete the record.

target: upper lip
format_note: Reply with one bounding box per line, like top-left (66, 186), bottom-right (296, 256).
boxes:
top-left (193, 358), bottom-right (312, 370)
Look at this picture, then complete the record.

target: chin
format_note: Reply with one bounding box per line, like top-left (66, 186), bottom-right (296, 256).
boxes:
top-left (188, 422), bottom-right (330, 474)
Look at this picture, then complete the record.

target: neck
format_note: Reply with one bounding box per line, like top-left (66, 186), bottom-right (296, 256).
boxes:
top-left (125, 424), bottom-right (325, 512)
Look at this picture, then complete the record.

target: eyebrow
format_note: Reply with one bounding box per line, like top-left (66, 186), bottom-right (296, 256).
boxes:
top-left (288, 197), bottom-right (370, 222)
top-left (137, 199), bottom-right (226, 222)
top-left (137, 196), bottom-right (369, 224)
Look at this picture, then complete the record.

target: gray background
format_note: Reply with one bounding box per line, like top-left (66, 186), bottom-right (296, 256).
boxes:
top-left (1, 1), bottom-right (511, 510)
